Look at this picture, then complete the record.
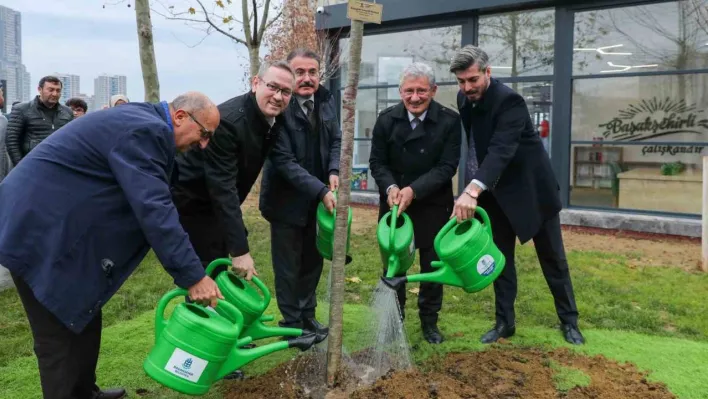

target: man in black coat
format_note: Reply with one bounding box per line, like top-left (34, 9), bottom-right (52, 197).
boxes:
top-left (259, 49), bottom-right (341, 334)
top-left (449, 45), bottom-right (584, 345)
top-left (172, 60), bottom-right (295, 283)
top-left (6, 76), bottom-right (74, 166)
top-left (369, 62), bottom-right (462, 344)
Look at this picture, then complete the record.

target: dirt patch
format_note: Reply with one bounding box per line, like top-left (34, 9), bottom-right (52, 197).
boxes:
top-left (223, 347), bottom-right (674, 399)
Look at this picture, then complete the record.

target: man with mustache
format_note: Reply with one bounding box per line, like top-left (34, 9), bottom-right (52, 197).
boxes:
top-left (369, 62), bottom-right (462, 344)
top-left (6, 76), bottom-right (74, 166)
top-left (259, 48), bottom-right (341, 335)
top-left (449, 45), bottom-right (584, 345)
top-left (173, 61), bottom-right (295, 283)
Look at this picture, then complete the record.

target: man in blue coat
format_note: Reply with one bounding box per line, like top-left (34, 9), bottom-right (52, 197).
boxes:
top-left (0, 92), bottom-right (224, 399)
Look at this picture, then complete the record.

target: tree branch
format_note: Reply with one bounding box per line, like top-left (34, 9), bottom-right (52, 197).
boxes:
top-left (242, 0), bottom-right (253, 43)
top-left (195, 0), bottom-right (247, 44)
top-left (252, 0), bottom-right (259, 43)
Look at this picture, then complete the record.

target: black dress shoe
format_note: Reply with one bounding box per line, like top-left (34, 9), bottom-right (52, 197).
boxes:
top-left (223, 369), bottom-right (246, 380)
top-left (422, 322), bottom-right (443, 344)
top-left (93, 388), bottom-right (126, 399)
top-left (480, 323), bottom-right (516, 344)
top-left (561, 324), bottom-right (585, 345)
top-left (302, 317), bottom-right (329, 335)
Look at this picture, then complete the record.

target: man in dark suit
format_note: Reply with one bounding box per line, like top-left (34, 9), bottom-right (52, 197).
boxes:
top-left (449, 45), bottom-right (584, 345)
top-left (259, 49), bottom-right (341, 334)
top-left (370, 62), bottom-right (462, 344)
top-left (0, 92), bottom-right (224, 399)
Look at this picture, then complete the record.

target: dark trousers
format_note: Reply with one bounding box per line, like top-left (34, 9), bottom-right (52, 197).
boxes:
top-left (479, 194), bottom-right (579, 327)
top-left (12, 274), bottom-right (102, 399)
top-left (178, 208), bottom-right (228, 273)
top-left (383, 246), bottom-right (443, 325)
top-left (270, 218), bottom-right (324, 326)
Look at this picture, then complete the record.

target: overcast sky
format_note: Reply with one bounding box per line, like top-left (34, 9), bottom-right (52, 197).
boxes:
top-left (4, 0), bottom-right (260, 105)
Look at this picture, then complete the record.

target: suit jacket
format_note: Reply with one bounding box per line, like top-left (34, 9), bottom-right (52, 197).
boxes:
top-left (457, 78), bottom-right (561, 243)
top-left (259, 86), bottom-right (342, 227)
top-left (0, 102), bottom-right (205, 333)
top-left (172, 92), bottom-right (285, 256)
top-left (369, 100), bottom-right (462, 248)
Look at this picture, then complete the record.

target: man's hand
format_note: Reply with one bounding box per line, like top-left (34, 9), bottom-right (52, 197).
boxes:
top-left (322, 190), bottom-right (336, 213)
top-left (329, 174), bottom-right (339, 191)
top-left (451, 191), bottom-right (477, 223)
top-left (188, 276), bottom-right (223, 308)
top-left (387, 186), bottom-right (400, 209)
top-left (397, 187), bottom-right (415, 216)
top-left (232, 253), bottom-right (258, 281)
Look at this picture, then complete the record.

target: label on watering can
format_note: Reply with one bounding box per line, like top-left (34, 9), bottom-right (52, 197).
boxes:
top-left (409, 237), bottom-right (415, 255)
top-left (476, 255), bottom-right (496, 276)
top-left (164, 348), bottom-right (208, 383)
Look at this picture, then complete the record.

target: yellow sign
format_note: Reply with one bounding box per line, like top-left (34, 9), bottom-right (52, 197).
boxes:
top-left (347, 0), bottom-right (383, 24)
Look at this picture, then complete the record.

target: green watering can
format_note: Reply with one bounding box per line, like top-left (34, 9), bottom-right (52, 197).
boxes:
top-left (316, 190), bottom-right (353, 264)
top-left (381, 206), bottom-right (506, 293)
top-left (377, 204), bottom-right (416, 279)
top-left (205, 259), bottom-right (328, 344)
top-left (143, 288), bottom-right (317, 396)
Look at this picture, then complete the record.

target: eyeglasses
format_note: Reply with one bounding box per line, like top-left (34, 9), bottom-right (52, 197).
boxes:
top-left (401, 88), bottom-right (432, 97)
top-left (186, 112), bottom-right (214, 140)
top-left (259, 77), bottom-right (293, 97)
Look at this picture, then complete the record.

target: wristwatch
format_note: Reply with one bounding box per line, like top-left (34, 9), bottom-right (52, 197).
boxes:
top-left (464, 188), bottom-right (478, 200)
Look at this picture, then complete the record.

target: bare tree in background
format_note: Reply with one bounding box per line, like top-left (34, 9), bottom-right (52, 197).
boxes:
top-left (152, 0), bottom-right (282, 79)
top-left (136, 0), bottom-right (161, 102)
top-left (326, 19), bottom-right (362, 387)
top-left (263, 0), bottom-right (343, 83)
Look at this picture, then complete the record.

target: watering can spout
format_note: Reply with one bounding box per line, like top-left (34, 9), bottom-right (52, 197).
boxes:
top-left (380, 275), bottom-right (407, 290)
top-left (405, 261), bottom-right (465, 289)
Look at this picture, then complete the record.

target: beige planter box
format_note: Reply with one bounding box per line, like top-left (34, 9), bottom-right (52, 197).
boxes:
top-left (617, 167), bottom-right (702, 214)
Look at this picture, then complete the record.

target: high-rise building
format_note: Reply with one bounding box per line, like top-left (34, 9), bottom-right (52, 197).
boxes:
top-left (0, 5), bottom-right (30, 107)
top-left (54, 73), bottom-right (80, 105)
top-left (94, 74), bottom-right (127, 109)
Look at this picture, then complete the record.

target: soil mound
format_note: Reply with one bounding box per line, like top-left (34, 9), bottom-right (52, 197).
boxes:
top-left (223, 347), bottom-right (675, 399)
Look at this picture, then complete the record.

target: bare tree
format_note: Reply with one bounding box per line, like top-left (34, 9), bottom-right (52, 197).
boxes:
top-left (135, 0), bottom-right (161, 102)
top-left (152, 0), bottom-right (282, 79)
top-left (263, 0), bottom-right (343, 83)
top-left (326, 19), bottom-right (363, 387)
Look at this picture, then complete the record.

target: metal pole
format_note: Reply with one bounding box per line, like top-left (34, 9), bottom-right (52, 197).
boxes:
top-left (702, 155), bottom-right (707, 272)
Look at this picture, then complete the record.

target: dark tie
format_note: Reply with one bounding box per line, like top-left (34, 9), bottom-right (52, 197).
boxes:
top-left (304, 99), bottom-right (316, 127)
top-left (411, 117), bottom-right (421, 130)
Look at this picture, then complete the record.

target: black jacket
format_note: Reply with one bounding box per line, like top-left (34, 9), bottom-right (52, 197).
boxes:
top-left (172, 91), bottom-right (285, 256)
top-left (457, 78), bottom-right (561, 243)
top-left (369, 100), bottom-right (462, 248)
top-left (6, 96), bottom-right (74, 165)
top-left (259, 87), bottom-right (342, 226)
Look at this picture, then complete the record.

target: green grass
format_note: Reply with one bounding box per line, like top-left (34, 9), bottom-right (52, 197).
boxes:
top-left (1, 207), bottom-right (707, 398)
top-left (549, 360), bottom-right (591, 392)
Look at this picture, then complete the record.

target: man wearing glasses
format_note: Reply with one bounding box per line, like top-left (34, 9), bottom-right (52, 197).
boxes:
top-left (259, 49), bottom-right (342, 336)
top-left (172, 60), bottom-right (295, 309)
top-left (369, 62), bottom-right (462, 344)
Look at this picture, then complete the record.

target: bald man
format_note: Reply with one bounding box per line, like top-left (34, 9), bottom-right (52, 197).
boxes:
top-left (0, 92), bottom-right (223, 399)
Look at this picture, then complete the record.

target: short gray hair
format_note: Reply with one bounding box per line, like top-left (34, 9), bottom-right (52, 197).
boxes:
top-left (449, 45), bottom-right (490, 74)
top-left (399, 62), bottom-right (436, 87)
top-left (170, 92), bottom-right (214, 113)
top-left (258, 59), bottom-right (296, 81)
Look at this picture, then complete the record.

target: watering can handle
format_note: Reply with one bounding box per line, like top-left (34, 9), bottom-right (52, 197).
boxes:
top-left (155, 288), bottom-right (188, 341)
top-left (475, 206), bottom-right (492, 237)
top-left (205, 258), bottom-right (232, 279)
top-left (250, 276), bottom-right (272, 312)
top-left (211, 297), bottom-right (245, 333)
top-left (389, 204), bottom-right (399, 250)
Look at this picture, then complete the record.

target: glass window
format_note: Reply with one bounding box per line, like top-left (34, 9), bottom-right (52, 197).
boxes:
top-left (573, 1), bottom-right (708, 75)
top-left (478, 9), bottom-right (555, 77)
top-left (339, 26), bottom-right (462, 86)
top-left (343, 85), bottom-right (462, 192)
top-left (569, 74), bottom-right (707, 214)
top-left (503, 81), bottom-right (553, 156)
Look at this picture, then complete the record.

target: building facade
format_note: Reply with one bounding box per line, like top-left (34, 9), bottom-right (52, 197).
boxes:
top-left (320, 0), bottom-right (706, 235)
top-left (0, 5), bottom-right (30, 106)
top-left (94, 74), bottom-right (127, 109)
top-left (55, 73), bottom-right (81, 105)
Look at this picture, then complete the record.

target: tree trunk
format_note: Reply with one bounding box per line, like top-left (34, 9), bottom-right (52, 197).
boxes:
top-left (135, 0), bottom-right (160, 102)
top-left (249, 45), bottom-right (261, 79)
top-left (326, 19), bottom-right (363, 387)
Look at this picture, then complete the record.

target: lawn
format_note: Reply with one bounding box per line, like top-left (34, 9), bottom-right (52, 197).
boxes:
top-left (0, 203), bottom-right (706, 398)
